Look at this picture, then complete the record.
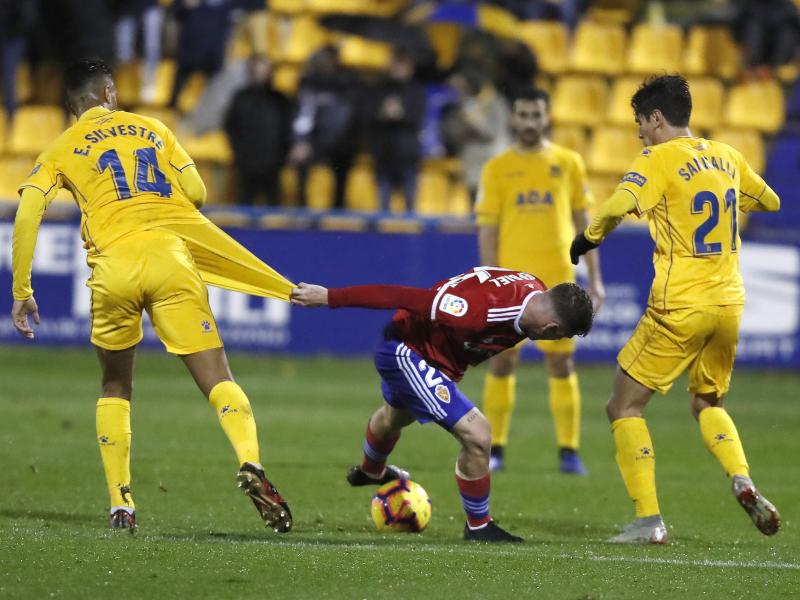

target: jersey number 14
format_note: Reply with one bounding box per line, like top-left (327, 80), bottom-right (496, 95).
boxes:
top-left (98, 147), bottom-right (172, 199)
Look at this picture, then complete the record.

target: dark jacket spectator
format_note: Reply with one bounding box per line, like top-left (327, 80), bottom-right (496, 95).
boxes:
top-left (289, 46), bottom-right (360, 210)
top-left (224, 56), bottom-right (293, 206)
top-left (364, 51), bottom-right (426, 213)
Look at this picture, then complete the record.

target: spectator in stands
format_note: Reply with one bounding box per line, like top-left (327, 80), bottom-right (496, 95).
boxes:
top-left (442, 69), bottom-right (511, 200)
top-left (735, 0), bottom-right (800, 75)
top-left (224, 55), bottom-right (293, 206)
top-left (113, 0), bottom-right (162, 104)
top-left (168, 0), bottom-right (234, 110)
top-left (289, 46), bottom-right (359, 210)
top-left (0, 0), bottom-right (36, 119)
top-left (364, 49), bottom-right (426, 213)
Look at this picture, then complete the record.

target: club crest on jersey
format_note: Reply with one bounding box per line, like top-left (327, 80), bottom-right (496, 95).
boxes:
top-left (550, 164), bottom-right (561, 177)
top-left (439, 294), bottom-right (468, 317)
top-left (622, 172), bottom-right (647, 187)
top-left (434, 384), bottom-right (451, 403)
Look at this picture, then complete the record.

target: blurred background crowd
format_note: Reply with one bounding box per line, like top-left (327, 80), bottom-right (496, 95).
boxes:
top-left (0, 0), bottom-right (799, 228)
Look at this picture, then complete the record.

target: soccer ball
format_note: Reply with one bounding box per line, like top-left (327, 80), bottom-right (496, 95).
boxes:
top-left (370, 479), bottom-right (432, 533)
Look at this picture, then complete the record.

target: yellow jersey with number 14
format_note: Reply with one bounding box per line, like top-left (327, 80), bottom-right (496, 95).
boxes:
top-left (617, 136), bottom-right (768, 310)
top-left (19, 106), bottom-right (207, 253)
top-left (475, 143), bottom-right (593, 266)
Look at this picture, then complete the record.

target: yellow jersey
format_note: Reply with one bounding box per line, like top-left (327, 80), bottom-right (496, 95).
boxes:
top-left (617, 136), bottom-right (767, 309)
top-left (19, 106), bottom-right (207, 253)
top-left (475, 143), bottom-right (593, 267)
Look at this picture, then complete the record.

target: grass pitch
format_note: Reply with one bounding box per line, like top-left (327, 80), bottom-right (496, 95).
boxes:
top-left (0, 346), bottom-right (797, 599)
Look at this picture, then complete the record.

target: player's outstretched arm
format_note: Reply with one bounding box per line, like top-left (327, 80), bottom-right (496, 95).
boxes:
top-left (291, 283), bottom-right (329, 307)
top-left (570, 189), bottom-right (636, 265)
top-left (11, 186), bottom-right (47, 338)
top-left (11, 297), bottom-right (40, 340)
top-left (740, 184), bottom-right (780, 213)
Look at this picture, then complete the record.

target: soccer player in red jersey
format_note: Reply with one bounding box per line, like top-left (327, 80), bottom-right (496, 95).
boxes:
top-left (292, 267), bottom-right (594, 542)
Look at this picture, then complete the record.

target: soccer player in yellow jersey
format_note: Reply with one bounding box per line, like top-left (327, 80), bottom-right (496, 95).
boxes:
top-left (571, 75), bottom-right (781, 543)
top-left (10, 58), bottom-right (295, 534)
top-left (476, 88), bottom-right (605, 474)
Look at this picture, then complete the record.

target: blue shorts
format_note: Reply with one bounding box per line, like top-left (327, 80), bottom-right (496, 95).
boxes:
top-left (373, 339), bottom-right (475, 430)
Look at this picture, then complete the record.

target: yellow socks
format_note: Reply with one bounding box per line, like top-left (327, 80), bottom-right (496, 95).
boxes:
top-left (612, 417), bottom-right (660, 518)
top-left (549, 374), bottom-right (581, 450)
top-left (96, 397), bottom-right (134, 509)
top-left (209, 380), bottom-right (261, 466)
top-left (698, 406), bottom-right (749, 478)
top-left (483, 374), bottom-right (516, 446)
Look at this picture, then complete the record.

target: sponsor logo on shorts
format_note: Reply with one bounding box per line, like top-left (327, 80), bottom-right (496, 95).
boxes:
top-left (201, 320), bottom-right (212, 332)
top-left (434, 384), bottom-right (451, 403)
top-left (439, 294), bottom-right (468, 317)
top-left (622, 172), bottom-right (647, 187)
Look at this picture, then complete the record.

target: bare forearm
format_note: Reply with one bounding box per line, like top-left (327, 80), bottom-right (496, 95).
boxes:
top-left (478, 225), bottom-right (498, 266)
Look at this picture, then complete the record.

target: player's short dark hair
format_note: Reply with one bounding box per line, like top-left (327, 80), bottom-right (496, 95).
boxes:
top-left (549, 282), bottom-right (594, 338)
top-left (631, 74), bottom-right (692, 126)
top-left (65, 58), bottom-right (113, 96)
top-left (511, 87), bottom-right (550, 109)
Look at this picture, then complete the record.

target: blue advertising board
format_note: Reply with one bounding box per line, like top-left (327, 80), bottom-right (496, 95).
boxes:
top-left (1, 219), bottom-right (798, 368)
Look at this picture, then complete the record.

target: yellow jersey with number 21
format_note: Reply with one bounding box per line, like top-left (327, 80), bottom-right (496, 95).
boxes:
top-left (616, 136), bottom-right (768, 310)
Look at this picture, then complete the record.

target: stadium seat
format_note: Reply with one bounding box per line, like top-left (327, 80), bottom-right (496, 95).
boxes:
top-left (587, 125), bottom-right (642, 175)
top-left (0, 157), bottom-right (32, 200)
top-left (477, 4), bottom-right (518, 39)
top-left (132, 106), bottom-right (179, 132)
top-left (626, 23), bottom-right (683, 74)
top-left (307, 0), bottom-right (404, 17)
top-left (345, 156), bottom-right (378, 212)
top-left (272, 64), bottom-right (301, 96)
top-left (687, 77), bottom-right (724, 131)
top-left (426, 22), bottom-right (462, 71)
top-left (711, 127), bottom-right (765, 174)
top-left (607, 76), bottom-right (643, 125)
top-left (415, 163), bottom-right (449, 215)
top-left (268, 0), bottom-right (308, 14)
top-left (550, 124), bottom-right (589, 155)
top-left (278, 17), bottom-right (330, 64)
top-left (551, 75), bottom-right (609, 127)
top-left (587, 173), bottom-right (620, 206)
top-left (305, 164), bottom-right (334, 210)
top-left (15, 62), bottom-right (32, 104)
top-left (152, 60), bottom-right (177, 107)
top-left (115, 62), bottom-right (142, 107)
top-left (195, 161), bottom-right (231, 204)
top-left (683, 26), bottom-right (740, 79)
top-left (569, 20), bottom-right (626, 75)
top-left (8, 105), bottom-right (66, 156)
top-left (177, 73), bottom-right (206, 113)
top-left (723, 80), bottom-right (785, 133)
top-left (0, 111), bottom-right (6, 155)
top-left (181, 130), bottom-right (232, 164)
top-left (338, 35), bottom-right (393, 71)
top-left (517, 21), bottom-right (568, 74)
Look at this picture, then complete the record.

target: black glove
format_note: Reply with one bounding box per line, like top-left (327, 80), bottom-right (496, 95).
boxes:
top-left (570, 233), bottom-right (599, 265)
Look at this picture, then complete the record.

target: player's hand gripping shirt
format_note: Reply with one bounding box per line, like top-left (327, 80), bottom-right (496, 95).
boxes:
top-left (615, 137), bottom-right (769, 309)
top-left (328, 267), bottom-right (548, 381)
top-left (19, 106), bottom-right (208, 252)
top-left (475, 145), bottom-right (593, 265)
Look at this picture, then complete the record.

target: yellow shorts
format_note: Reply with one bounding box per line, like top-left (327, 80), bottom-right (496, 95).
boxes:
top-left (87, 230), bottom-right (223, 354)
top-left (504, 255), bottom-right (576, 355)
top-left (618, 305), bottom-right (743, 395)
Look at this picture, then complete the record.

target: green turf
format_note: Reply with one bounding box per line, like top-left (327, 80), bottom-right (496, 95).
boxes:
top-left (0, 346), bottom-right (797, 599)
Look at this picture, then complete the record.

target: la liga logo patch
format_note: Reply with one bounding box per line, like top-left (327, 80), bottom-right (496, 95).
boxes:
top-left (439, 294), bottom-right (468, 317)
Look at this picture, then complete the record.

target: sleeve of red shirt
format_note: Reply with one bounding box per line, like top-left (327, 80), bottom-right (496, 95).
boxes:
top-left (327, 285), bottom-right (436, 314)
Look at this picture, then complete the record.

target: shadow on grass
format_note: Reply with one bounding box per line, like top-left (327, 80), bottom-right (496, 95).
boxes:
top-left (0, 508), bottom-right (97, 525)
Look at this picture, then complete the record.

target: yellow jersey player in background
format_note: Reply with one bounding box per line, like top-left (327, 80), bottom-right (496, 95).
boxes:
top-left (10, 58), bottom-right (294, 534)
top-left (571, 74), bottom-right (781, 544)
top-left (476, 87), bottom-right (605, 475)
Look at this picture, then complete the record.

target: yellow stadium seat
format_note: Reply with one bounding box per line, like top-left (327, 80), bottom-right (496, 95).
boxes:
top-left (587, 173), bottom-right (620, 207)
top-left (711, 127), bottom-right (765, 174)
top-left (272, 63), bottom-right (302, 96)
top-left (177, 72), bottom-right (206, 113)
top-left (279, 17), bottom-right (329, 64)
top-left (517, 21), bottom-right (568, 74)
top-left (587, 125), bottom-right (642, 175)
top-left (569, 20), bottom-right (626, 75)
top-left (447, 179), bottom-right (472, 217)
top-left (115, 62), bottom-right (142, 107)
top-left (426, 23), bottom-right (462, 71)
top-left (415, 164), bottom-right (449, 216)
top-left (305, 164), bottom-right (334, 210)
top-left (607, 76), bottom-right (644, 125)
top-left (626, 23), bottom-right (683, 74)
top-left (687, 77), bottom-right (724, 131)
top-left (345, 155), bottom-right (378, 212)
top-left (269, 0), bottom-right (308, 14)
top-left (0, 111), bottom-right (6, 155)
top-left (0, 157), bottom-right (32, 200)
top-left (723, 80), bottom-right (785, 133)
top-left (181, 130), bottom-right (232, 164)
top-left (132, 106), bottom-right (179, 132)
top-left (15, 62), bottom-right (32, 104)
top-left (550, 124), bottom-right (589, 155)
top-left (152, 60), bottom-right (177, 107)
top-left (551, 75), bottom-right (609, 127)
top-left (683, 26), bottom-right (740, 79)
top-left (9, 105), bottom-right (66, 156)
top-left (308, 0), bottom-right (404, 16)
top-left (477, 4), bottom-right (518, 39)
top-left (338, 35), bottom-right (392, 71)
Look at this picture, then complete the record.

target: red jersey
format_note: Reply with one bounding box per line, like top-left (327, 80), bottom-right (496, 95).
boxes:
top-left (327, 267), bottom-right (547, 381)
